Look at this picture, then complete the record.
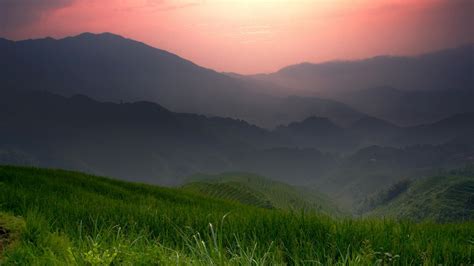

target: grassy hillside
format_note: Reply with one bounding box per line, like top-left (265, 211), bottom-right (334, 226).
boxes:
top-left (368, 174), bottom-right (474, 222)
top-left (0, 166), bottom-right (472, 265)
top-left (182, 173), bottom-right (344, 216)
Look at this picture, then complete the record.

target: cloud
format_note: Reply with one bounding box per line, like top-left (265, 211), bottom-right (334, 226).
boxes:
top-left (0, 0), bottom-right (75, 32)
top-left (121, 0), bottom-right (203, 12)
top-left (0, 0), bottom-right (203, 34)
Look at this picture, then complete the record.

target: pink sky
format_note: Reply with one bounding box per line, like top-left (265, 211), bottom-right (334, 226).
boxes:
top-left (1, 0), bottom-right (472, 74)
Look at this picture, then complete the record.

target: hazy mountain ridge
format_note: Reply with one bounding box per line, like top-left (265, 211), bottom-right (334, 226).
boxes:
top-left (1, 90), bottom-right (473, 207)
top-left (249, 44), bottom-right (474, 125)
top-left (1, 33), bottom-right (473, 212)
top-left (334, 86), bottom-right (474, 126)
top-left (0, 32), bottom-right (366, 128)
top-left (256, 44), bottom-right (473, 93)
top-left (271, 111), bottom-right (474, 151)
top-left (274, 116), bottom-right (357, 152)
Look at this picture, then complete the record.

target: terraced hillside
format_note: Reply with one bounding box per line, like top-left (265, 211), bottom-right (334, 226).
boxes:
top-left (183, 173), bottom-right (346, 216)
top-left (368, 174), bottom-right (474, 222)
top-left (0, 166), bottom-right (472, 264)
top-left (182, 181), bottom-right (274, 209)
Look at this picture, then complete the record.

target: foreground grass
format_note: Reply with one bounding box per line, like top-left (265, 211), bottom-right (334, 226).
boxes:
top-left (0, 166), bottom-right (472, 265)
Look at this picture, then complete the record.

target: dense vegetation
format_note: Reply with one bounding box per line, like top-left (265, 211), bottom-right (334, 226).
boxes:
top-left (0, 166), bottom-right (472, 265)
top-left (367, 173), bottom-right (474, 222)
top-left (182, 173), bottom-right (344, 215)
top-left (357, 179), bottom-right (412, 214)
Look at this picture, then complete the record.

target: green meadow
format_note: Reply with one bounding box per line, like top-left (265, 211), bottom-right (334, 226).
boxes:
top-left (0, 166), bottom-right (472, 265)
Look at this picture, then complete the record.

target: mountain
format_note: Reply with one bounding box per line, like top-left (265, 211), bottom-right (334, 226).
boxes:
top-left (366, 170), bottom-right (474, 222)
top-left (0, 33), bottom-right (261, 119)
top-left (0, 89), bottom-right (277, 184)
top-left (272, 112), bottom-right (474, 153)
top-left (250, 45), bottom-right (474, 126)
top-left (391, 112), bottom-right (474, 146)
top-left (333, 86), bottom-right (474, 126)
top-left (274, 116), bottom-right (357, 152)
top-left (182, 172), bottom-right (344, 215)
top-left (349, 115), bottom-right (402, 145)
top-left (0, 32), bottom-right (363, 129)
top-left (272, 96), bottom-right (364, 127)
top-left (1, 89), bottom-right (474, 208)
top-left (254, 44), bottom-right (473, 94)
top-left (0, 89), bottom-right (345, 186)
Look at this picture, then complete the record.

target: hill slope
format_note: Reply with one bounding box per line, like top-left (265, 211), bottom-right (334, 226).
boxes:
top-left (0, 166), bottom-right (472, 264)
top-left (182, 172), bottom-right (344, 215)
top-left (368, 172), bottom-right (474, 222)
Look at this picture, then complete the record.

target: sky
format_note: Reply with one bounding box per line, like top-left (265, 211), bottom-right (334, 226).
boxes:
top-left (0, 0), bottom-right (472, 74)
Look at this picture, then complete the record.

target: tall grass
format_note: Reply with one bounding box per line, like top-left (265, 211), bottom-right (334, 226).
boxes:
top-left (0, 166), bottom-right (472, 265)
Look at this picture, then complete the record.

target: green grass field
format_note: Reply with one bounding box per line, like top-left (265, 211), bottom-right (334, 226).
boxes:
top-left (0, 166), bottom-right (473, 265)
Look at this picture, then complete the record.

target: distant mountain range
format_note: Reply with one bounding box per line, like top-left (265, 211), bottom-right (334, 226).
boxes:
top-left (248, 44), bottom-right (474, 125)
top-left (1, 90), bottom-right (473, 206)
top-left (3, 33), bottom-right (471, 128)
top-left (1, 32), bottom-right (473, 210)
top-left (0, 89), bottom-right (276, 184)
top-left (0, 33), bottom-right (364, 128)
top-left (331, 86), bottom-right (474, 126)
top-left (252, 44), bottom-right (473, 93)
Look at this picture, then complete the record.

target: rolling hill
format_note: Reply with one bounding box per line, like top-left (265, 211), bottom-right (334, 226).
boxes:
top-left (182, 172), bottom-right (344, 215)
top-left (0, 166), bottom-right (472, 264)
top-left (316, 140), bottom-right (474, 208)
top-left (366, 171), bottom-right (474, 222)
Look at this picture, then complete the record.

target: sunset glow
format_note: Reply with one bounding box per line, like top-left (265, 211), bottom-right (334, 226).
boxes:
top-left (1, 0), bottom-right (472, 73)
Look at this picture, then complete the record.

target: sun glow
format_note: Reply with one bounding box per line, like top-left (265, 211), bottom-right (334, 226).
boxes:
top-left (1, 0), bottom-right (471, 73)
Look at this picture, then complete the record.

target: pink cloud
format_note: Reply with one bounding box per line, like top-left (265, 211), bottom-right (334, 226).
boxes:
top-left (1, 0), bottom-right (471, 74)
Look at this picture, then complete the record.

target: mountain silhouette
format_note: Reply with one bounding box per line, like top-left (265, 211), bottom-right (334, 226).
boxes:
top-left (0, 32), bottom-right (364, 128)
top-left (249, 45), bottom-right (474, 125)
top-left (255, 44), bottom-right (473, 93)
